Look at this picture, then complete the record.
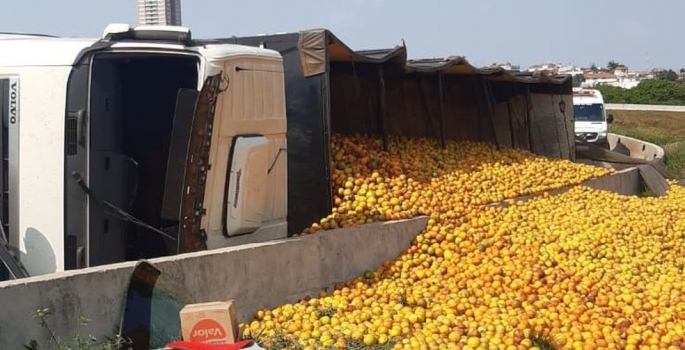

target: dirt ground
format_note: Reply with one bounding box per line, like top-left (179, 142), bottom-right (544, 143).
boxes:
top-left (608, 110), bottom-right (685, 144)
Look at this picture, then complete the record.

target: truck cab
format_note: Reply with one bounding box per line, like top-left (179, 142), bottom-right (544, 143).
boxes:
top-left (0, 24), bottom-right (288, 278)
top-left (572, 87), bottom-right (613, 148)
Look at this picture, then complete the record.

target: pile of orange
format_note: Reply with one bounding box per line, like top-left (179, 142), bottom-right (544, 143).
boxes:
top-left (304, 134), bottom-right (612, 233)
top-left (242, 134), bottom-right (685, 350)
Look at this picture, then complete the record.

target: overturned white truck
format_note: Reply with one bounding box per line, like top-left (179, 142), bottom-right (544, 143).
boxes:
top-left (0, 24), bottom-right (288, 279)
top-left (1, 24), bottom-right (579, 282)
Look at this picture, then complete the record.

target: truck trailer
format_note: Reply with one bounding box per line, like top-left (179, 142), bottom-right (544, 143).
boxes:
top-left (0, 24), bottom-right (290, 279)
top-left (1, 24), bottom-right (576, 281)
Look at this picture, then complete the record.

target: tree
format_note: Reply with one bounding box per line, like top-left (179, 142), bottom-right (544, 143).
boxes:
top-left (572, 74), bottom-right (586, 88)
top-left (590, 63), bottom-right (599, 72)
top-left (607, 60), bottom-right (620, 71)
top-left (680, 68), bottom-right (685, 74)
top-left (657, 69), bottom-right (678, 82)
top-left (594, 84), bottom-right (628, 103)
top-left (595, 79), bottom-right (685, 105)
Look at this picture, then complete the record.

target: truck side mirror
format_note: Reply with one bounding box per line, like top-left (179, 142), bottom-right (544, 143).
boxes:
top-left (607, 114), bottom-right (614, 124)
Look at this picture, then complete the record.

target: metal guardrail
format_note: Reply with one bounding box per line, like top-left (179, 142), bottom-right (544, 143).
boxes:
top-left (605, 103), bottom-right (685, 112)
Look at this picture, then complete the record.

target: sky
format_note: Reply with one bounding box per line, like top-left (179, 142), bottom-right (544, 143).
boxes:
top-left (1, 0), bottom-right (684, 71)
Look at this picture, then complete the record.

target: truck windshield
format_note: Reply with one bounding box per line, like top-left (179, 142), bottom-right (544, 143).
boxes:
top-left (574, 104), bottom-right (605, 122)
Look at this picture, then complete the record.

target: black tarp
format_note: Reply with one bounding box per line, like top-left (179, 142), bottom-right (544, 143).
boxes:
top-left (209, 29), bottom-right (574, 235)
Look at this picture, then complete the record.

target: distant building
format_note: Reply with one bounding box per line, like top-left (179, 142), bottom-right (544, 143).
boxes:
top-left (527, 62), bottom-right (561, 74)
top-left (489, 62), bottom-right (521, 71)
top-left (137, 0), bottom-right (182, 26)
top-left (525, 61), bottom-right (655, 89)
top-left (634, 71), bottom-right (654, 79)
top-left (557, 65), bottom-right (583, 76)
top-left (613, 65), bottom-right (629, 77)
top-left (582, 71), bottom-right (615, 88)
top-left (581, 70), bottom-right (642, 89)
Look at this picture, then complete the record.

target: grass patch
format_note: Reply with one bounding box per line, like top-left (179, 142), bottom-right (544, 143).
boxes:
top-left (248, 330), bottom-right (399, 350)
top-left (663, 141), bottom-right (685, 180)
top-left (639, 187), bottom-right (657, 198)
top-left (342, 337), bottom-right (398, 350)
top-left (251, 330), bottom-right (304, 350)
top-left (608, 110), bottom-right (685, 180)
top-left (608, 110), bottom-right (685, 143)
top-left (24, 308), bottom-right (131, 350)
top-left (530, 330), bottom-right (560, 350)
top-left (315, 307), bottom-right (337, 318)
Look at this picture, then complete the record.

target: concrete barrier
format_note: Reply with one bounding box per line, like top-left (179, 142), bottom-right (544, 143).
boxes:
top-left (606, 103), bottom-right (685, 112)
top-left (0, 216), bottom-right (428, 348)
top-left (608, 133), bottom-right (665, 161)
top-left (0, 164), bottom-right (650, 348)
top-left (582, 167), bottom-right (642, 196)
top-left (488, 167), bottom-right (642, 208)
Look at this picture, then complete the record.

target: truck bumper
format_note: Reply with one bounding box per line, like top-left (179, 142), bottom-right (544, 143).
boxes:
top-left (575, 135), bottom-right (609, 149)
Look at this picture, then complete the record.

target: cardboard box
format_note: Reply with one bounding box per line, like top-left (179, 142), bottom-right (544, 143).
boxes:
top-left (180, 300), bottom-right (239, 344)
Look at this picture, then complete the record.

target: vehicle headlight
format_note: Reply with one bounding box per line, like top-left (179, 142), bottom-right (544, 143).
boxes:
top-left (599, 132), bottom-right (607, 138)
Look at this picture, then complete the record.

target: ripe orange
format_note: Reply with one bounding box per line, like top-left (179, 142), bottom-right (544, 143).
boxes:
top-left (240, 134), bottom-right (685, 349)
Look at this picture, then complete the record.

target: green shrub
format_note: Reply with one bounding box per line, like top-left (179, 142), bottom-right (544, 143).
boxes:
top-left (24, 308), bottom-right (131, 350)
top-left (596, 79), bottom-right (685, 106)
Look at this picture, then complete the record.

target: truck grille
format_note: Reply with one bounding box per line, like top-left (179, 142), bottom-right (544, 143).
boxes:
top-left (575, 132), bottom-right (598, 141)
top-left (66, 115), bottom-right (78, 155)
top-left (65, 234), bottom-right (77, 270)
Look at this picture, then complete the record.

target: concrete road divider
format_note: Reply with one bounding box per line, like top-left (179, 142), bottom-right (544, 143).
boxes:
top-left (0, 216), bottom-right (428, 348)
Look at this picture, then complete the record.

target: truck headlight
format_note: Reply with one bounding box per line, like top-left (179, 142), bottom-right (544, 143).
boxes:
top-left (599, 132), bottom-right (607, 138)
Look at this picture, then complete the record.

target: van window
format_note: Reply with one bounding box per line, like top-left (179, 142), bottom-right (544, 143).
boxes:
top-left (574, 104), bottom-right (605, 122)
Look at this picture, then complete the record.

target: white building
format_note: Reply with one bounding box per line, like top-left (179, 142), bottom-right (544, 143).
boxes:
top-left (581, 69), bottom-right (642, 89)
top-left (557, 65), bottom-right (583, 76)
top-left (614, 65), bottom-right (629, 77)
top-left (137, 0), bottom-right (182, 26)
top-left (527, 62), bottom-right (561, 74)
top-left (489, 62), bottom-right (521, 71)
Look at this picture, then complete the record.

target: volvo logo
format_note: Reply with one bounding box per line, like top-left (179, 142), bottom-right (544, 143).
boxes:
top-left (8, 78), bottom-right (18, 125)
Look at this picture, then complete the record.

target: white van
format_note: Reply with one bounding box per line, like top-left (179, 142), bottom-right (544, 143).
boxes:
top-left (572, 87), bottom-right (614, 148)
